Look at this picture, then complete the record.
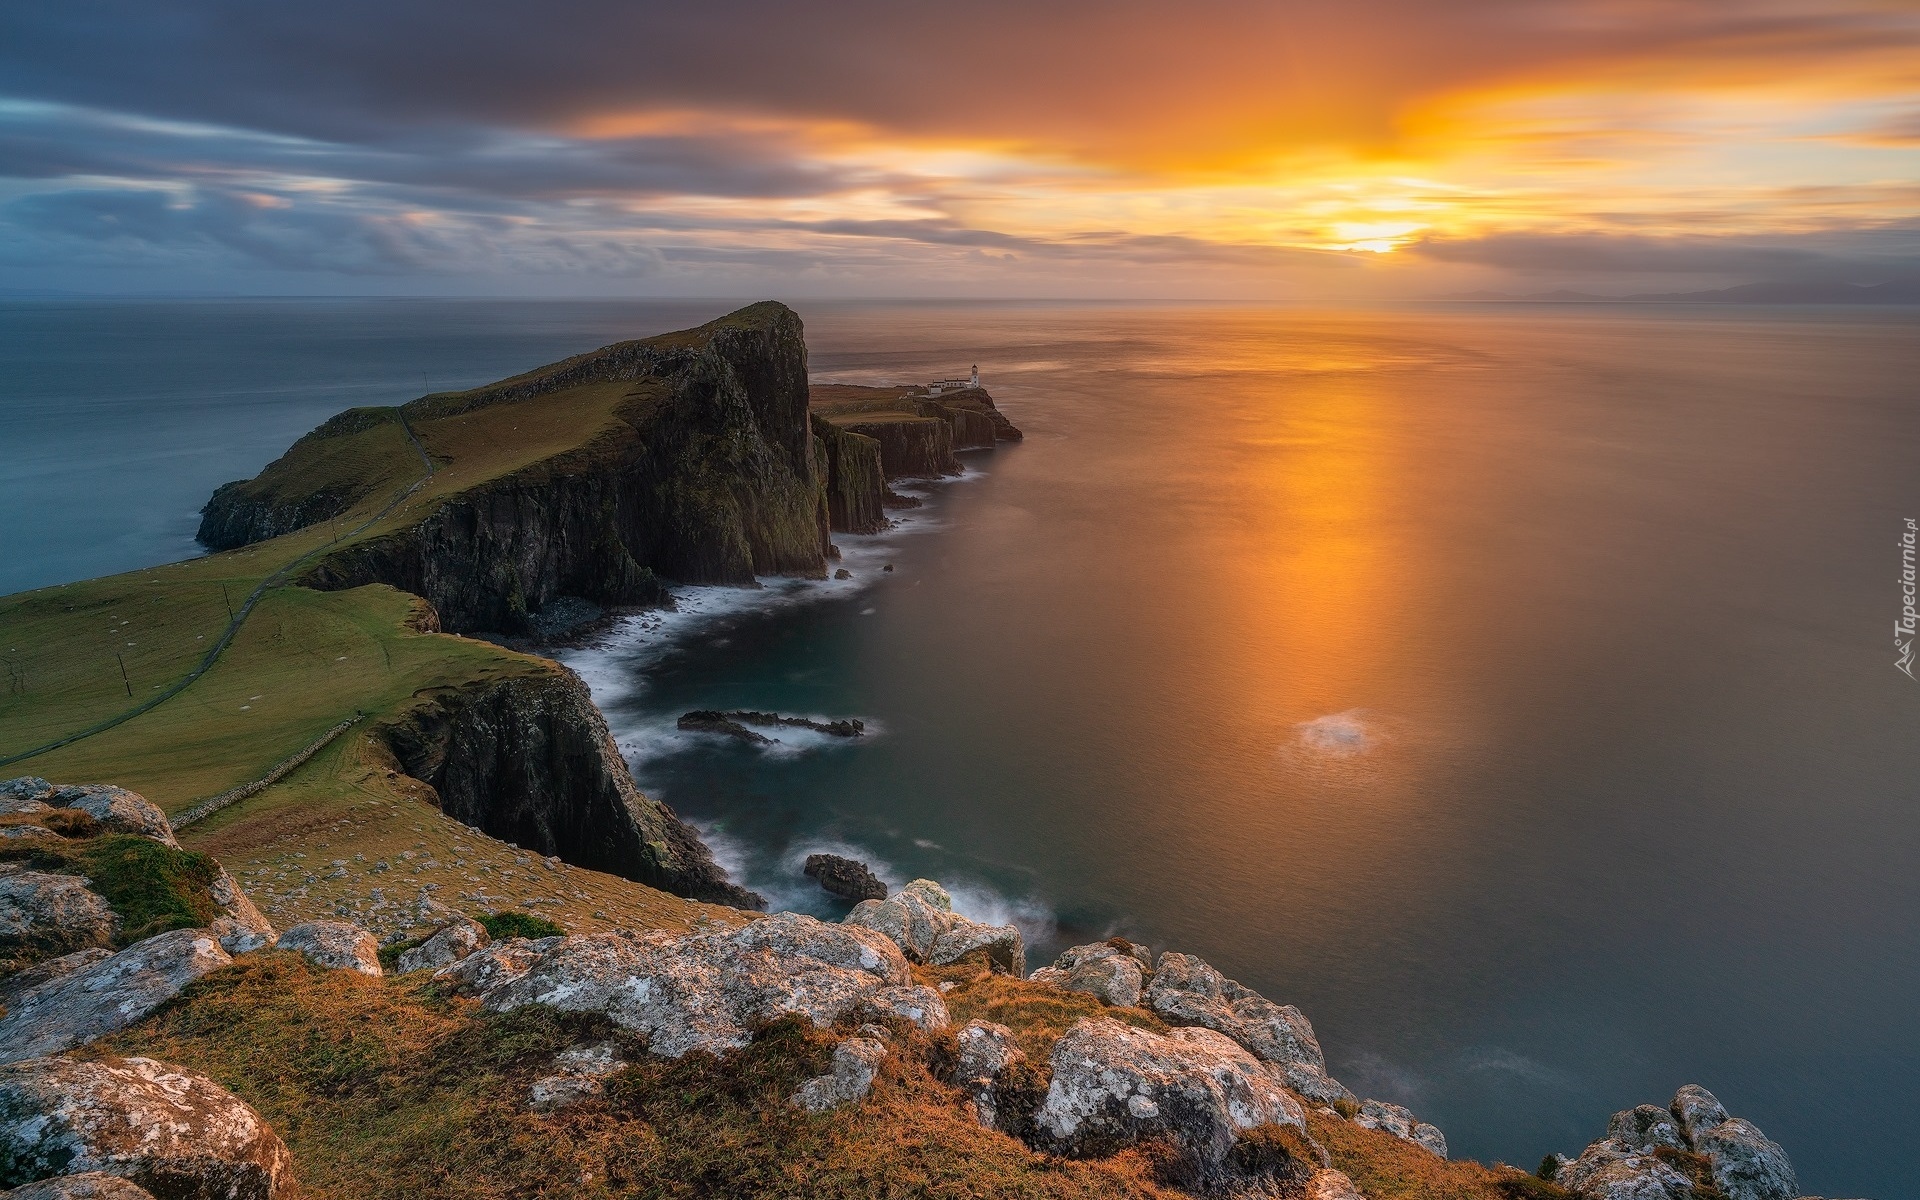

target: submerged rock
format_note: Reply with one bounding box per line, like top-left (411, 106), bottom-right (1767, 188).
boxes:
top-left (0, 930), bottom-right (231, 1064)
top-left (1034, 1016), bottom-right (1305, 1172)
top-left (790, 1037), bottom-right (887, 1113)
top-left (844, 879), bottom-right (1024, 976)
top-left (803, 854), bottom-right (887, 902)
top-left (0, 1055), bottom-right (292, 1199)
top-left (275, 921), bottom-right (381, 975)
top-left (1029, 942), bottom-right (1145, 1008)
top-left (1145, 951), bottom-right (1353, 1105)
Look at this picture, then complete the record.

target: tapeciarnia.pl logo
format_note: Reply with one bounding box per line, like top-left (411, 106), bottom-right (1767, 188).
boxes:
top-left (1899, 518), bottom-right (1917, 680)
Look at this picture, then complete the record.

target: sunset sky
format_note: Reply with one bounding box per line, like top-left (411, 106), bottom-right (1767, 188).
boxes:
top-left (3, 0), bottom-right (1918, 297)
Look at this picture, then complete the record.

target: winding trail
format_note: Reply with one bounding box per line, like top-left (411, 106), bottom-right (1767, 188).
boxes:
top-left (0, 410), bottom-right (436, 769)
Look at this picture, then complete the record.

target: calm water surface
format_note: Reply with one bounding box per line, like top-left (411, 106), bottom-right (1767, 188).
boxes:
top-left (5, 300), bottom-right (1916, 1197)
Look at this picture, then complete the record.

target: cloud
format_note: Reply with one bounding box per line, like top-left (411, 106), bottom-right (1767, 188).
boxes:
top-left (1407, 227), bottom-right (1920, 282)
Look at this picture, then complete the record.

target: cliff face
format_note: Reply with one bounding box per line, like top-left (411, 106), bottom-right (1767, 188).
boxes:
top-left (811, 416), bottom-right (888, 535)
top-left (374, 667), bottom-right (763, 910)
top-left (840, 417), bottom-right (961, 480)
top-left (197, 408), bottom-right (404, 551)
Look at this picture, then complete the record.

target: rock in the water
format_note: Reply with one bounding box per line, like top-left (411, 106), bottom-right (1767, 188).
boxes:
top-left (430, 936), bottom-right (561, 995)
top-left (1668, 1084), bottom-right (1729, 1144)
top-left (952, 1019), bottom-right (1025, 1129)
top-left (1030, 943), bottom-right (1144, 1008)
top-left (3, 1171), bottom-right (159, 1198)
top-left (0, 871), bottom-right (119, 973)
top-left (206, 870), bottom-right (274, 955)
top-left (1694, 1118), bottom-right (1796, 1200)
top-left (833, 568), bottom-right (852, 580)
top-left (803, 854), bottom-right (887, 902)
top-left (528, 1042), bottom-right (624, 1112)
top-left (791, 1037), bottom-right (887, 1113)
top-left (275, 921), bottom-right (380, 975)
top-left (0, 1055), bottom-right (292, 1200)
top-left (845, 880), bottom-right (1024, 976)
top-left (396, 915), bottom-right (488, 974)
top-left (1034, 1016), bottom-right (1305, 1172)
top-left (482, 912), bottom-right (908, 1058)
top-left (857, 984), bottom-right (949, 1032)
top-left (1145, 951), bottom-right (1352, 1105)
top-left (0, 930), bottom-right (231, 1064)
top-left (674, 712), bottom-right (772, 745)
top-left (1354, 1099), bottom-right (1448, 1158)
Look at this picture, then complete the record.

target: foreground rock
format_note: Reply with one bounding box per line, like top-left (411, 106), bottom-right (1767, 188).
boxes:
top-left (844, 879), bottom-right (1025, 976)
top-left (0, 780), bottom-right (177, 848)
top-left (0, 872), bottom-right (118, 974)
top-left (1145, 951), bottom-right (1354, 1106)
top-left (0, 930), bottom-right (231, 1064)
top-left (1034, 1016), bottom-right (1305, 1175)
top-left (275, 921), bottom-right (380, 976)
top-left (803, 854), bottom-right (887, 902)
top-left (1557, 1085), bottom-right (1796, 1200)
top-left (952, 1020), bottom-right (1026, 1129)
top-left (790, 1037), bottom-right (887, 1113)
top-left (1029, 942), bottom-right (1146, 1008)
top-left (0, 1055), bottom-right (292, 1200)
top-left (4, 1172), bottom-right (160, 1198)
top-left (528, 1042), bottom-right (625, 1112)
top-left (1354, 1098), bottom-right (1448, 1158)
top-left (205, 870), bottom-right (275, 955)
top-left (480, 912), bottom-right (909, 1057)
top-left (431, 936), bottom-right (562, 995)
top-left (396, 914), bottom-right (488, 974)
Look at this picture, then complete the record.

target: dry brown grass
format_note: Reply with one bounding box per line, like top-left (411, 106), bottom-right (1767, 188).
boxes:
top-left (1306, 1108), bottom-right (1570, 1200)
top-left (921, 961), bottom-right (1167, 1060)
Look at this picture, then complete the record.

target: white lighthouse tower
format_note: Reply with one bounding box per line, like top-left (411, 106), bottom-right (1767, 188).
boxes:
top-left (970, 364), bottom-right (980, 388)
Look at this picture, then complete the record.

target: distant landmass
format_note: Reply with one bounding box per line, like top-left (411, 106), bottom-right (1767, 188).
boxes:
top-left (1441, 280), bottom-right (1920, 304)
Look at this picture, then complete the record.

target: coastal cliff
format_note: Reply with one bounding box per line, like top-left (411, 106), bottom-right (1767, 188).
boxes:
top-left (811, 415), bottom-right (888, 535)
top-left (807, 383), bottom-right (1024, 526)
top-left (371, 666), bottom-right (763, 909)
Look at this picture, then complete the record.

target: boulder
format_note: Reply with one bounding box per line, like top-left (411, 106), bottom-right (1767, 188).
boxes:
top-left (37, 785), bottom-right (176, 849)
top-left (1693, 1118), bottom-right (1796, 1200)
top-left (3, 1171), bottom-right (159, 1198)
top-left (0, 781), bottom-right (52, 816)
top-left (430, 936), bottom-right (560, 995)
top-left (791, 1037), bottom-right (887, 1113)
top-left (396, 916), bottom-right (488, 974)
top-left (1608, 1104), bottom-right (1686, 1152)
top-left (1668, 1084), bottom-right (1729, 1144)
top-left (0, 872), bottom-right (118, 972)
top-left (1034, 1016), bottom-right (1305, 1172)
top-left (0, 948), bottom-right (112, 1013)
top-left (205, 871), bottom-right (274, 956)
top-left (803, 854), bottom-right (887, 902)
top-left (1030, 943), bottom-right (1144, 1008)
top-left (0, 1055), bottom-right (292, 1199)
top-left (845, 880), bottom-right (1024, 976)
top-left (528, 1042), bottom-right (624, 1113)
top-left (857, 984), bottom-right (949, 1032)
top-left (1354, 1099), bottom-right (1448, 1158)
top-left (1304, 1168), bottom-right (1367, 1200)
top-left (1145, 952), bottom-right (1352, 1105)
top-left (482, 912), bottom-right (909, 1058)
top-left (0, 930), bottom-right (231, 1064)
top-left (952, 1019), bottom-right (1025, 1129)
top-left (1557, 1146), bottom-right (1697, 1200)
top-left (0, 826), bottom-right (57, 842)
top-left (274, 921), bottom-right (380, 976)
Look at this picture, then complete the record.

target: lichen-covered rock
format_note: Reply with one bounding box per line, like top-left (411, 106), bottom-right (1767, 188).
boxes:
top-left (844, 880), bottom-right (1024, 976)
top-left (1608, 1104), bottom-right (1686, 1152)
top-left (1353, 1099), bottom-right (1448, 1158)
top-left (205, 871), bottom-right (274, 955)
top-left (791, 1038), bottom-right (887, 1113)
top-left (0, 930), bottom-right (231, 1064)
top-left (1693, 1118), bottom-right (1795, 1200)
top-left (802, 854), bottom-right (887, 902)
top-left (395, 915), bottom-right (487, 974)
top-left (1, 826), bottom-right (58, 842)
top-left (0, 948), bottom-right (112, 1013)
top-left (1304, 1168), bottom-right (1367, 1200)
top-left (0, 871), bottom-right (118, 972)
top-left (482, 912), bottom-right (908, 1058)
top-left (35, 785), bottom-right (176, 849)
top-left (430, 936), bottom-right (560, 995)
top-left (1030, 943), bottom-right (1145, 1008)
top-left (952, 1020), bottom-right (1025, 1129)
top-left (3, 1170), bottom-right (160, 1198)
top-left (1557, 1144), bottom-right (1696, 1200)
top-left (274, 921), bottom-right (379, 976)
top-left (858, 984), bottom-right (949, 1032)
top-left (1667, 1084), bottom-right (1729, 1144)
top-left (1034, 1016), bottom-right (1305, 1171)
top-left (0, 781), bottom-right (52, 815)
top-left (1145, 951), bottom-right (1352, 1105)
top-left (528, 1042), bottom-right (624, 1112)
top-left (0, 1055), bottom-right (292, 1199)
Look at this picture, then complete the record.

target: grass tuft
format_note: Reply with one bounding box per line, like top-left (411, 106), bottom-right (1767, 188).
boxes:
top-left (480, 911), bottom-right (567, 941)
top-left (2, 833), bottom-right (221, 946)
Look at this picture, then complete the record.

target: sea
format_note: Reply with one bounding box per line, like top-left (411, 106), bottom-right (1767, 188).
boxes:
top-left (3, 297), bottom-right (1915, 1198)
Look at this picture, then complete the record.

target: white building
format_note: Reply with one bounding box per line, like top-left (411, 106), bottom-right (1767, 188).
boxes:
top-left (927, 365), bottom-right (980, 394)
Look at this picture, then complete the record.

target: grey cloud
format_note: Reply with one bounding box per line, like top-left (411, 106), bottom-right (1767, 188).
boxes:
top-left (1407, 228), bottom-right (1920, 282)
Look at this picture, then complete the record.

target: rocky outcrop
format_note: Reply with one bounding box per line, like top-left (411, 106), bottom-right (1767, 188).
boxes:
top-left (1029, 942), bottom-right (1147, 1008)
top-left (1145, 951), bottom-right (1354, 1106)
top-left (836, 417), bottom-right (959, 480)
top-left (0, 1055), bottom-right (292, 1200)
top-left (282, 303), bottom-right (829, 632)
top-left (0, 872), bottom-right (118, 974)
top-left (921, 387), bottom-right (1024, 443)
top-left (1557, 1085), bottom-right (1796, 1200)
top-left (1353, 1099), bottom-right (1448, 1158)
top-left (274, 921), bottom-right (380, 975)
top-left (857, 984), bottom-right (949, 1032)
top-left (804, 854), bottom-right (887, 901)
top-left (1033, 1016), bottom-right (1305, 1175)
top-left (479, 912), bottom-right (909, 1058)
top-left (0, 781), bottom-right (175, 848)
top-left (528, 1042), bottom-right (625, 1112)
top-left (5, 1171), bottom-right (161, 1199)
top-left (844, 879), bottom-right (1024, 976)
top-left (697, 711), bottom-right (865, 739)
top-left (375, 667), bottom-right (762, 909)
top-left (395, 914), bottom-right (488, 974)
top-left (952, 1020), bottom-right (1026, 1129)
top-left (811, 416), bottom-right (887, 535)
top-left (431, 935), bottom-right (562, 995)
top-left (790, 1037), bottom-right (887, 1113)
top-left (205, 871), bottom-right (273, 955)
top-left (0, 930), bottom-right (231, 1065)
top-left (195, 408), bottom-right (399, 552)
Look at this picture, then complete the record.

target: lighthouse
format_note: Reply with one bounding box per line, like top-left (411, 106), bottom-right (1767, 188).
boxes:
top-left (970, 364), bottom-right (980, 388)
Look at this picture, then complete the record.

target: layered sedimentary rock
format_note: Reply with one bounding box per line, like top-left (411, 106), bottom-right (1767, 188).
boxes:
top-left (374, 668), bottom-right (762, 909)
top-left (810, 416), bottom-right (888, 534)
top-left (837, 416), bottom-right (960, 480)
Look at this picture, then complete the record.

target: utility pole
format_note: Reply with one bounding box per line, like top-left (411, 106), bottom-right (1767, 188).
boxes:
top-left (114, 653), bottom-right (132, 698)
top-left (221, 584), bottom-right (235, 622)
